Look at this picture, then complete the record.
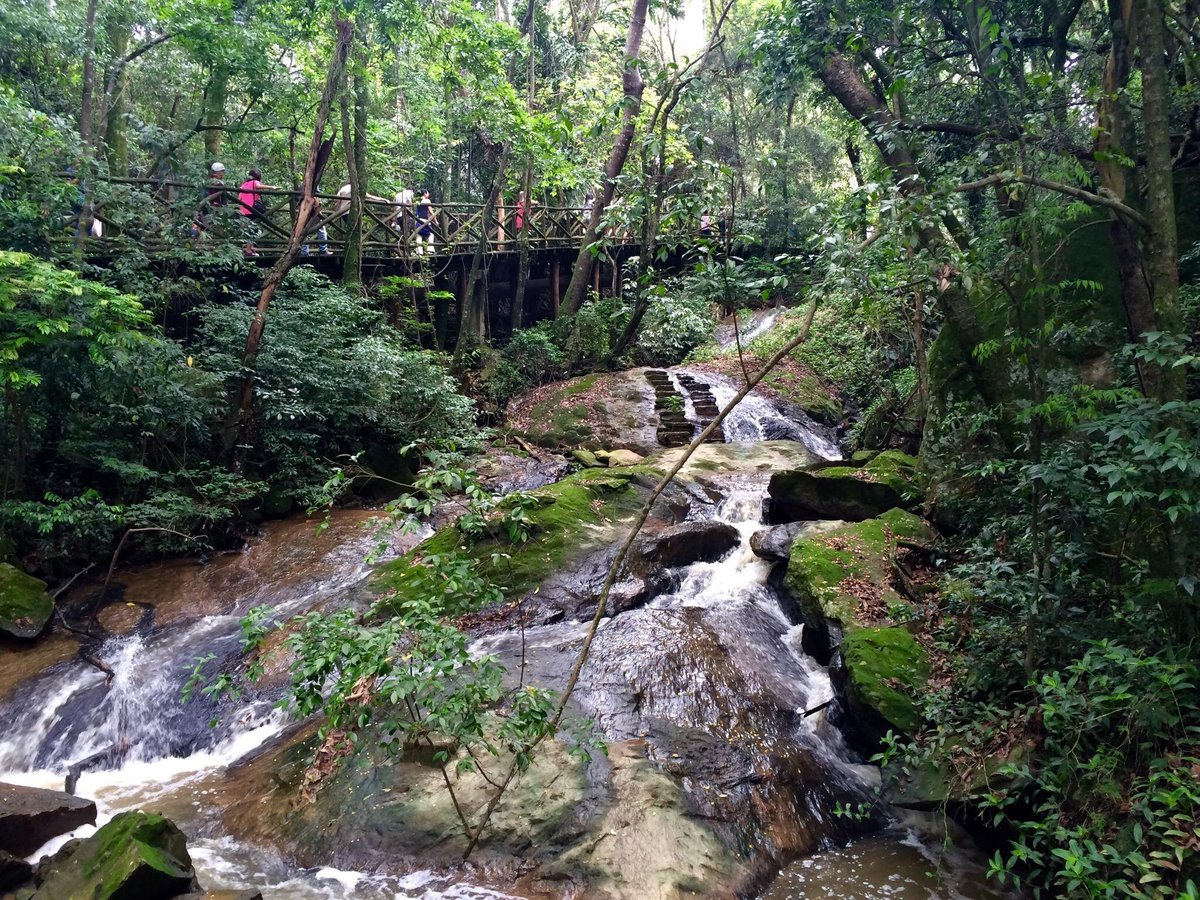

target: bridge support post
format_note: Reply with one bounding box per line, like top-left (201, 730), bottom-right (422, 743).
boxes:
top-left (551, 258), bottom-right (561, 315)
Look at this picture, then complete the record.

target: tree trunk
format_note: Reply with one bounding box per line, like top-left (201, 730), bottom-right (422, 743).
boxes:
top-left (341, 42), bottom-right (369, 289)
top-left (79, 0), bottom-right (98, 151)
top-left (102, 15), bottom-right (130, 175)
top-left (203, 65), bottom-right (229, 158)
top-left (818, 51), bottom-right (1005, 407)
top-left (454, 148), bottom-right (509, 367)
top-left (221, 20), bottom-right (353, 460)
top-left (561, 0), bottom-right (649, 315)
top-left (1137, 0), bottom-right (1185, 401)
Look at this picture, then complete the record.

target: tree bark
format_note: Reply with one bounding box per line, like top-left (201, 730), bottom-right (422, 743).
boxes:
top-left (454, 148), bottom-right (509, 367)
top-left (221, 19), bottom-right (353, 461)
top-left (79, 0), bottom-right (98, 152)
top-left (818, 51), bottom-right (1005, 407)
top-left (203, 65), bottom-right (229, 158)
top-left (102, 14), bottom-right (130, 176)
top-left (341, 41), bottom-right (369, 289)
top-left (560, 0), bottom-right (649, 316)
top-left (1137, 0), bottom-right (1186, 401)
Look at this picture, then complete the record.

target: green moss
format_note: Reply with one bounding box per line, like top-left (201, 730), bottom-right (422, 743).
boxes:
top-left (371, 467), bottom-right (654, 603)
top-left (37, 811), bottom-right (195, 900)
top-left (841, 626), bottom-right (930, 736)
top-left (784, 510), bottom-right (934, 630)
top-left (762, 370), bottom-right (842, 425)
top-left (0, 562), bottom-right (53, 639)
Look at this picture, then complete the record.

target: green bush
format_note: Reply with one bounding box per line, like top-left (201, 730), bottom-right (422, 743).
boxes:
top-left (198, 269), bottom-right (480, 506)
top-left (636, 290), bottom-right (716, 366)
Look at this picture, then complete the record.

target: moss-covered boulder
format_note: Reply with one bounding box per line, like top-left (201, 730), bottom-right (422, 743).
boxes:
top-left (33, 811), bottom-right (200, 899)
top-left (782, 509), bottom-right (935, 662)
top-left (0, 563), bottom-right (54, 640)
top-left (833, 627), bottom-right (930, 748)
top-left (767, 450), bottom-right (921, 523)
top-left (371, 465), bottom-right (660, 619)
top-left (506, 371), bottom-right (660, 453)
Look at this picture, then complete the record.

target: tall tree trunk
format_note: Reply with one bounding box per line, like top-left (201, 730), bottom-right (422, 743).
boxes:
top-left (79, 0), bottom-right (98, 151)
top-left (560, 0), bottom-right (649, 316)
top-left (221, 20), bottom-right (353, 461)
top-left (341, 42), bottom-right (369, 289)
top-left (203, 65), bottom-right (229, 158)
top-left (511, 8), bottom-right (537, 331)
top-left (1137, 0), bottom-right (1185, 402)
top-left (818, 51), bottom-right (1005, 407)
top-left (102, 14), bottom-right (130, 176)
top-left (454, 148), bottom-right (510, 367)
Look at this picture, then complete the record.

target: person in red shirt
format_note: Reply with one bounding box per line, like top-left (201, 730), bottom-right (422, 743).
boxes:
top-left (236, 168), bottom-right (277, 256)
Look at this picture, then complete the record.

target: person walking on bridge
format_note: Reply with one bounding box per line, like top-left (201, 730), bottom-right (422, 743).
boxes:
top-left (415, 189), bottom-right (435, 256)
top-left (237, 168), bottom-right (276, 256)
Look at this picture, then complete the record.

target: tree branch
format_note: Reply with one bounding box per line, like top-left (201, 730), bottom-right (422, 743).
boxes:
top-left (954, 173), bottom-right (1150, 229)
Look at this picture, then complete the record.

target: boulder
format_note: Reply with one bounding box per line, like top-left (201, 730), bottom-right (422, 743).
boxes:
top-left (782, 509), bottom-right (936, 663)
top-left (33, 811), bottom-right (200, 900)
top-left (0, 563), bottom-right (54, 640)
top-left (632, 521), bottom-right (740, 572)
top-left (607, 448), bottom-right (645, 467)
top-left (749, 520), bottom-right (850, 562)
top-left (832, 626), bottom-right (930, 749)
top-left (767, 450), bottom-right (921, 523)
top-left (0, 782), bottom-right (97, 857)
top-left (570, 449), bottom-right (603, 468)
top-left (0, 848), bottom-right (31, 891)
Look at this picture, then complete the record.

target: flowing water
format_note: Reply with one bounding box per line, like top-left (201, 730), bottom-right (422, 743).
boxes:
top-left (0, 393), bottom-right (1001, 898)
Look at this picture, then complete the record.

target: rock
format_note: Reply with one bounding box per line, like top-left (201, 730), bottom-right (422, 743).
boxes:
top-left (832, 626), bottom-right (930, 748)
top-left (33, 810), bottom-right (200, 900)
top-left (0, 848), bottom-right (32, 891)
top-left (0, 782), bottom-right (97, 857)
top-left (570, 449), bottom-right (603, 468)
top-left (782, 509), bottom-right (936, 663)
top-left (767, 450), bottom-right (921, 523)
top-left (750, 520), bottom-right (849, 562)
top-left (633, 521), bottom-right (740, 572)
top-left (606, 448), bottom-right (644, 467)
top-left (0, 563), bottom-right (54, 640)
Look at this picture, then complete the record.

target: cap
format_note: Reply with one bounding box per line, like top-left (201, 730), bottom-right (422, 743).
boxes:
top-left (210, 162), bottom-right (226, 173)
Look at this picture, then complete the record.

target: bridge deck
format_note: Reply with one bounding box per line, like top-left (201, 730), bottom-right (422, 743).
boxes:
top-left (79, 178), bottom-right (656, 262)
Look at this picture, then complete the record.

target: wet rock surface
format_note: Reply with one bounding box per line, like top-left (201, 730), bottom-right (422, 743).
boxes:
top-left (0, 782), bottom-right (97, 857)
top-left (750, 519), bottom-right (851, 562)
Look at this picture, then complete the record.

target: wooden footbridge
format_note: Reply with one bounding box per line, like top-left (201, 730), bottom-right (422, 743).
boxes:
top-left (82, 178), bottom-right (648, 263)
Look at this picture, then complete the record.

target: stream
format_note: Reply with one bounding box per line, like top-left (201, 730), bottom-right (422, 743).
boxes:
top-left (0, 376), bottom-right (1003, 898)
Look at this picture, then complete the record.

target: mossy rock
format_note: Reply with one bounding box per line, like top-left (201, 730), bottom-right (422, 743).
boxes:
top-left (34, 811), bottom-right (199, 899)
top-left (767, 451), bottom-right (921, 523)
top-left (760, 369), bottom-right (843, 426)
top-left (0, 563), bottom-right (53, 640)
top-left (570, 449), bottom-right (602, 468)
top-left (836, 626), bottom-right (930, 745)
top-left (782, 509), bottom-right (935, 662)
top-left (370, 465), bottom-right (657, 605)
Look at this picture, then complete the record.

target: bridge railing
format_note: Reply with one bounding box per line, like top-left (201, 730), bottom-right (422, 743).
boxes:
top-left (81, 178), bottom-right (605, 258)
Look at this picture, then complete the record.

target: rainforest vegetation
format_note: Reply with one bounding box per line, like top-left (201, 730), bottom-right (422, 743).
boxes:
top-left (1, 0), bottom-right (1199, 895)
